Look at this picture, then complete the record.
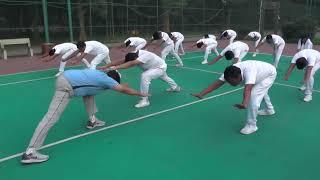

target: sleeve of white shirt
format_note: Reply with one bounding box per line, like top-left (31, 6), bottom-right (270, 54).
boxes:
top-left (291, 53), bottom-right (299, 63)
top-left (54, 48), bottom-right (61, 54)
top-left (273, 38), bottom-right (280, 46)
top-left (308, 57), bottom-right (316, 67)
top-left (243, 69), bottom-right (257, 84)
top-left (84, 46), bottom-right (93, 54)
top-left (219, 74), bottom-right (225, 82)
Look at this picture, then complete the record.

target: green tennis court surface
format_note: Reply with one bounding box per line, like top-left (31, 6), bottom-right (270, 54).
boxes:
top-left (1, 51), bottom-right (320, 180)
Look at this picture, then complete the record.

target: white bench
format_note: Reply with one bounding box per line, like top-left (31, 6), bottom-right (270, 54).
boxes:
top-left (0, 38), bottom-right (33, 60)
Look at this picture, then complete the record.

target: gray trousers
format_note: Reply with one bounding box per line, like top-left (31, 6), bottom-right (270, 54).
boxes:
top-left (28, 75), bottom-right (97, 149)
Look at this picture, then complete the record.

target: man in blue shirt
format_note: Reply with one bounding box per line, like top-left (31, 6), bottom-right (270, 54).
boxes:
top-left (21, 69), bottom-right (147, 164)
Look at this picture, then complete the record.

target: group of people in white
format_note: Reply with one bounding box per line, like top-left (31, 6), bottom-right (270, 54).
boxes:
top-left (21, 29), bottom-right (317, 164)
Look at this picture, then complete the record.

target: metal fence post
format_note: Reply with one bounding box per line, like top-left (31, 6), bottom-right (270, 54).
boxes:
top-left (42, 0), bottom-right (50, 43)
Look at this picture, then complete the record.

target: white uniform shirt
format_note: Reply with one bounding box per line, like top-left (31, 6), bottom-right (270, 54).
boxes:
top-left (291, 49), bottom-right (320, 67)
top-left (248, 31), bottom-right (261, 40)
top-left (220, 41), bottom-right (249, 58)
top-left (222, 29), bottom-right (237, 38)
top-left (262, 34), bottom-right (285, 46)
top-left (197, 38), bottom-right (217, 46)
top-left (171, 32), bottom-right (184, 40)
top-left (124, 37), bottom-right (146, 47)
top-left (53, 43), bottom-right (77, 54)
top-left (137, 50), bottom-right (167, 70)
top-left (84, 41), bottom-right (109, 55)
top-left (297, 39), bottom-right (313, 50)
top-left (219, 60), bottom-right (276, 85)
top-left (161, 32), bottom-right (174, 46)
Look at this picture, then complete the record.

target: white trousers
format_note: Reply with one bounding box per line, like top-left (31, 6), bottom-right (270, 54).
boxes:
top-left (59, 51), bottom-right (91, 72)
top-left (247, 71), bottom-right (276, 126)
top-left (253, 37), bottom-right (261, 54)
top-left (273, 43), bottom-right (285, 68)
top-left (174, 38), bottom-right (185, 55)
top-left (140, 67), bottom-right (178, 100)
top-left (161, 44), bottom-right (183, 65)
top-left (90, 52), bottom-right (111, 69)
top-left (204, 44), bottom-right (219, 61)
top-left (305, 63), bottom-right (320, 96)
top-left (135, 41), bottom-right (147, 51)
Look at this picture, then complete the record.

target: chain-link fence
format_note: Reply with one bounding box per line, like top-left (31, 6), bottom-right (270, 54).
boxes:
top-left (0, 0), bottom-right (319, 45)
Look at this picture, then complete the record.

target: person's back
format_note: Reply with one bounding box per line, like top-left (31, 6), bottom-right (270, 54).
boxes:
top-left (64, 69), bottom-right (118, 97)
top-left (137, 50), bottom-right (167, 70)
top-left (233, 60), bottom-right (276, 84)
top-left (85, 41), bottom-right (109, 55)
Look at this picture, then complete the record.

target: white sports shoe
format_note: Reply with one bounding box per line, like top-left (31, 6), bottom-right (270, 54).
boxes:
top-left (240, 124), bottom-right (258, 135)
top-left (135, 99), bottom-right (150, 108)
top-left (303, 95), bottom-right (312, 102)
top-left (252, 53), bottom-right (257, 57)
top-left (175, 63), bottom-right (183, 67)
top-left (55, 71), bottom-right (63, 77)
top-left (201, 60), bottom-right (208, 64)
top-left (299, 85), bottom-right (306, 91)
top-left (21, 149), bottom-right (49, 164)
top-left (166, 86), bottom-right (181, 92)
top-left (258, 109), bottom-right (275, 116)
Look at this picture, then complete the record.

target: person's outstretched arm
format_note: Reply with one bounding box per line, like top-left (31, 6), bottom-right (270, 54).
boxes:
top-left (191, 80), bottom-right (225, 99)
top-left (207, 55), bottom-right (223, 65)
top-left (234, 84), bottom-right (254, 109)
top-left (284, 63), bottom-right (296, 80)
top-left (113, 84), bottom-right (148, 96)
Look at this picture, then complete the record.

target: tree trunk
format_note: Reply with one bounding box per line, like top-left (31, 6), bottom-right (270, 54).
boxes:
top-left (162, 10), bottom-right (170, 32)
top-left (77, 2), bottom-right (87, 40)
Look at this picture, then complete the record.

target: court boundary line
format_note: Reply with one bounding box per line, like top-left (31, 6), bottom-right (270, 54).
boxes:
top-left (169, 65), bottom-right (320, 93)
top-left (0, 87), bottom-right (243, 164)
top-left (0, 50), bottom-right (293, 77)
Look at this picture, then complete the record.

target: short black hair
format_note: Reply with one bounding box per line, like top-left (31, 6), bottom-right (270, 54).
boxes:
top-left (168, 32), bottom-right (173, 39)
top-left (296, 57), bottom-right (308, 70)
top-left (125, 52), bottom-right (139, 62)
top-left (152, 31), bottom-right (162, 40)
top-left (266, 35), bottom-right (273, 43)
top-left (107, 70), bottom-right (121, 84)
top-left (222, 31), bottom-right (228, 37)
top-left (224, 65), bottom-right (241, 81)
top-left (125, 40), bottom-right (131, 47)
top-left (204, 34), bottom-right (209, 38)
top-left (224, 51), bottom-right (234, 60)
top-left (76, 41), bottom-right (86, 49)
top-left (49, 48), bottom-right (56, 56)
top-left (196, 42), bottom-right (204, 48)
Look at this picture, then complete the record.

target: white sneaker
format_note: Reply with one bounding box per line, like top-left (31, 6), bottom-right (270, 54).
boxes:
top-left (252, 53), bottom-right (257, 57)
top-left (258, 109), bottom-right (275, 116)
top-left (55, 71), bottom-right (63, 77)
top-left (201, 60), bottom-right (208, 64)
top-left (135, 99), bottom-right (150, 108)
top-left (166, 86), bottom-right (181, 92)
top-left (299, 85), bottom-right (306, 91)
top-left (21, 150), bottom-right (49, 164)
top-left (175, 64), bottom-right (183, 67)
top-left (240, 124), bottom-right (258, 135)
top-left (303, 95), bottom-right (312, 102)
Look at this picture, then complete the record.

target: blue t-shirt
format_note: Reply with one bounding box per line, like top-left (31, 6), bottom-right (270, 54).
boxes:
top-left (63, 69), bottom-right (119, 97)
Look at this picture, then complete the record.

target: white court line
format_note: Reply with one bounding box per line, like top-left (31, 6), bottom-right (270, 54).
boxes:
top-left (0, 76), bottom-right (54, 87)
top-left (170, 65), bottom-right (320, 93)
top-left (0, 87), bottom-right (243, 163)
top-left (0, 51), bottom-right (202, 77)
